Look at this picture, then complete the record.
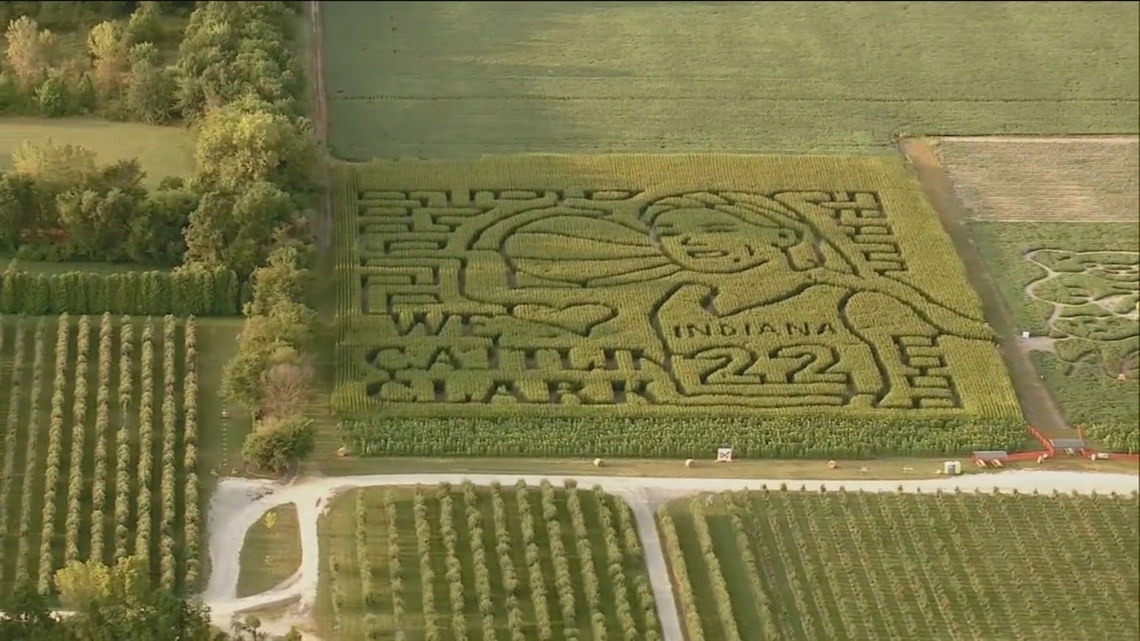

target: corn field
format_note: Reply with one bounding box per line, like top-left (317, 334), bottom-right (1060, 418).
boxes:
top-left (331, 156), bottom-right (1024, 458)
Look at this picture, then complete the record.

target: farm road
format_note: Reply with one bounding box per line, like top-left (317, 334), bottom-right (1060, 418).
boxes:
top-left (201, 470), bottom-right (1140, 640)
top-left (901, 138), bottom-right (1071, 435)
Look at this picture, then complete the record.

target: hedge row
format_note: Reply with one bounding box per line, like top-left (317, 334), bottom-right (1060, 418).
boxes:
top-left (0, 267), bottom-right (240, 316)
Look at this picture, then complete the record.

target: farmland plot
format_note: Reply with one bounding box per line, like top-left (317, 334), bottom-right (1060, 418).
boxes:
top-left (661, 489), bottom-right (1140, 641)
top-left (315, 482), bottom-right (662, 641)
top-left (333, 155), bottom-right (1022, 458)
top-left (321, 2), bottom-right (1139, 159)
top-left (0, 314), bottom-right (202, 603)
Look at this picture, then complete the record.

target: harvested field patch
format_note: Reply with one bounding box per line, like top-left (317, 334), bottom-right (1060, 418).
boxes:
top-left (936, 136), bottom-right (1139, 223)
top-left (333, 155), bottom-right (1022, 459)
top-left (660, 489), bottom-right (1140, 641)
top-left (322, 2), bottom-right (1138, 159)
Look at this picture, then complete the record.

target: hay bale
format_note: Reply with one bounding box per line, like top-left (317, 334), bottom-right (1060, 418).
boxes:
top-left (593, 458), bottom-right (604, 468)
top-left (827, 460), bottom-right (838, 469)
top-left (336, 447), bottom-right (348, 458)
top-left (684, 459), bottom-right (694, 468)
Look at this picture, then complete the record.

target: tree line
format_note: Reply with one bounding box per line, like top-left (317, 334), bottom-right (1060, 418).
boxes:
top-left (0, 1), bottom-right (323, 472)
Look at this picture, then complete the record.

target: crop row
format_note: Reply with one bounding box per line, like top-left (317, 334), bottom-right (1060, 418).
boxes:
top-left (318, 482), bottom-right (663, 641)
top-left (339, 415), bottom-right (1025, 459)
top-left (0, 315), bottom-right (201, 599)
top-left (660, 488), bottom-right (1140, 641)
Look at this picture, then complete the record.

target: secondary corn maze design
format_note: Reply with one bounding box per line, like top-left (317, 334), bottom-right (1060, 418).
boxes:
top-left (661, 489), bottom-right (1140, 641)
top-left (337, 176), bottom-right (1016, 418)
top-left (1024, 249), bottom-right (1139, 378)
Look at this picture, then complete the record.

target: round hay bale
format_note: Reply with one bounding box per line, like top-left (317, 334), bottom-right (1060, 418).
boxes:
top-left (684, 459), bottom-right (694, 468)
top-left (826, 460), bottom-right (838, 469)
top-left (1036, 455), bottom-right (1045, 464)
top-left (336, 447), bottom-right (348, 458)
top-left (593, 458), bottom-right (604, 468)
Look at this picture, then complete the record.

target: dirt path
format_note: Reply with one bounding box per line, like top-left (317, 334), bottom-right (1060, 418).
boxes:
top-left (901, 138), bottom-right (1071, 435)
top-left (200, 470), bottom-right (1139, 639)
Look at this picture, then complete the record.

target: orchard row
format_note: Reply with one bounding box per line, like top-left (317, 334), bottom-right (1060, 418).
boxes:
top-left (0, 314), bottom-right (200, 600)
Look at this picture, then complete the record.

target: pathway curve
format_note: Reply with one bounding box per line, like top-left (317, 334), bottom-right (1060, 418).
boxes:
top-left (201, 470), bottom-right (1140, 640)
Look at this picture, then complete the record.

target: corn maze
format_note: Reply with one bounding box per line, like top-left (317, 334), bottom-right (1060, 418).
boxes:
top-left (0, 314), bottom-right (201, 603)
top-left (332, 156), bottom-right (1023, 458)
top-left (970, 221), bottom-right (1139, 452)
top-left (317, 481), bottom-right (662, 641)
top-left (661, 489), bottom-right (1140, 641)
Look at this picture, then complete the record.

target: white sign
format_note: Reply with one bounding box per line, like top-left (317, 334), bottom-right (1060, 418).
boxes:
top-left (1021, 331), bottom-right (1030, 339)
top-left (716, 448), bottom-right (734, 463)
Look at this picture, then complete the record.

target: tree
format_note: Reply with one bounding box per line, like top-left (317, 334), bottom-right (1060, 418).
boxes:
top-left (11, 140), bottom-right (97, 188)
top-left (241, 415), bottom-right (315, 475)
top-left (243, 243), bottom-right (308, 317)
top-left (87, 20), bottom-right (129, 109)
top-left (55, 187), bottom-right (142, 261)
top-left (183, 183), bottom-right (297, 280)
top-left (126, 187), bottom-right (197, 265)
top-left (126, 1), bottom-right (163, 45)
top-left (5, 16), bottom-right (57, 91)
top-left (260, 347), bottom-right (313, 419)
top-left (181, 190), bottom-right (233, 271)
top-left (35, 73), bottom-right (67, 116)
top-left (123, 55), bottom-right (175, 123)
top-left (57, 556), bottom-right (223, 641)
top-left (192, 100), bottom-right (313, 192)
top-left (0, 173), bottom-right (39, 250)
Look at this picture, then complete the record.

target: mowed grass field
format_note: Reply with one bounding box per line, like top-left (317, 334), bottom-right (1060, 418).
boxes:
top-left (0, 117), bottom-right (195, 187)
top-left (0, 314), bottom-right (245, 604)
top-left (321, 1), bottom-right (1139, 159)
top-left (660, 489), bottom-right (1140, 641)
top-left (315, 482), bottom-right (662, 641)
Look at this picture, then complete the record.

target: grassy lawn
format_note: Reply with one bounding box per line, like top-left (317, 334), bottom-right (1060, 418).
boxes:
top-left (237, 503), bottom-right (302, 598)
top-left (322, 2), bottom-right (1137, 159)
top-left (660, 489), bottom-right (1140, 641)
top-left (315, 482), bottom-right (662, 640)
top-left (0, 117), bottom-right (195, 187)
top-left (195, 318), bottom-right (250, 480)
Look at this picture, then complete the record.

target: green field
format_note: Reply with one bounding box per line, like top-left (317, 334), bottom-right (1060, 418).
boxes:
top-left (237, 503), bottom-right (302, 598)
top-left (971, 223), bottom-right (1139, 450)
top-left (332, 154), bottom-right (1022, 458)
top-left (0, 314), bottom-right (243, 605)
top-left (0, 117), bottom-right (195, 187)
top-left (315, 482), bottom-right (662, 640)
top-left (321, 1), bottom-right (1139, 159)
top-left (660, 489), bottom-right (1140, 641)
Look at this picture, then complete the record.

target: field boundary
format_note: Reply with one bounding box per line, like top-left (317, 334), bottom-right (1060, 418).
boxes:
top-left (900, 138), bottom-right (1070, 434)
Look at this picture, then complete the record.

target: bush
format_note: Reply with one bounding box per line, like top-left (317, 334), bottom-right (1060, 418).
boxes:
top-left (241, 416), bottom-right (315, 475)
